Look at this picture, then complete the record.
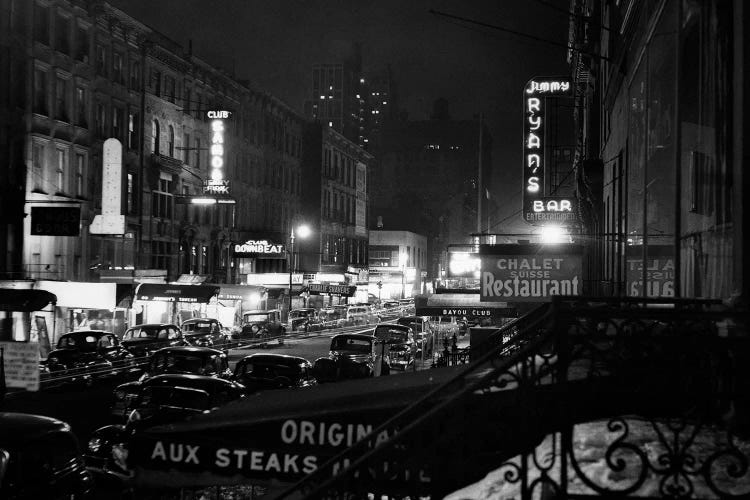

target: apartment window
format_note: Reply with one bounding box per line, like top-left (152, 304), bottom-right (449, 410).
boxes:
top-left (151, 119), bottom-right (160, 154)
top-left (75, 24), bottom-right (89, 62)
top-left (152, 178), bottom-right (173, 219)
top-left (164, 75), bottom-right (175, 103)
top-left (184, 88), bottom-right (191, 114)
top-left (183, 133), bottom-right (190, 162)
top-left (167, 125), bottom-right (175, 157)
top-left (55, 76), bottom-right (68, 122)
top-left (194, 137), bottom-right (201, 168)
top-left (96, 102), bottom-right (106, 136)
top-left (32, 141), bottom-right (45, 190)
top-left (34, 3), bottom-right (49, 45)
top-left (194, 93), bottom-right (201, 119)
top-left (75, 86), bottom-right (87, 127)
top-left (33, 67), bottom-right (47, 115)
top-left (55, 13), bottom-right (70, 54)
top-left (112, 52), bottom-right (123, 84)
top-left (75, 153), bottom-right (85, 197)
top-left (130, 60), bottom-right (140, 90)
top-left (128, 111), bottom-right (139, 150)
top-left (112, 106), bottom-right (123, 142)
top-left (150, 69), bottom-right (161, 96)
top-left (95, 45), bottom-right (106, 75)
top-left (55, 148), bottom-right (67, 193)
top-left (127, 173), bottom-right (135, 214)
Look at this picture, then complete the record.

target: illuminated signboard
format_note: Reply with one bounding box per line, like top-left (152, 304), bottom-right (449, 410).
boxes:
top-left (480, 244), bottom-right (582, 302)
top-left (206, 110), bottom-right (230, 183)
top-left (308, 283), bottom-right (357, 297)
top-left (447, 252), bottom-right (480, 278)
top-left (203, 179), bottom-right (229, 195)
top-left (233, 239), bottom-right (286, 258)
top-left (625, 245), bottom-right (675, 297)
top-left (522, 77), bottom-right (574, 225)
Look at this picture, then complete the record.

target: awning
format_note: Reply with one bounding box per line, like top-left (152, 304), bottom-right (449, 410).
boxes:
top-left (35, 280), bottom-right (116, 309)
top-left (414, 293), bottom-right (517, 319)
top-left (216, 284), bottom-right (266, 301)
top-left (135, 284), bottom-right (220, 303)
top-left (0, 289), bottom-right (56, 312)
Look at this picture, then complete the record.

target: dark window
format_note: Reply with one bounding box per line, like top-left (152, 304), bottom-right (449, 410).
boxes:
top-left (75, 86), bottom-right (87, 127)
top-left (130, 60), bottom-right (140, 90)
top-left (128, 111), bottom-right (140, 150)
top-left (75, 24), bottom-right (89, 62)
top-left (96, 45), bottom-right (106, 75)
top-left (151, 119), bottom-right (160, 154)
top-left (168, 125), bottom-right (175, 157)
top-left (34, 3), bottom-right (49, 45)
top-left (33, 68), bottom-right (47, 115)
top-left (112, 106), bottom-right (124, 142)
top-left (113, 52), bottom-right (124, 84)
top-left (55, 13), bottom-right (70, 54)
top-left (96, 102), bottom-right (106, 137)
top-left (55, 76), bottom-right (68, 122)
top-left (150, 69), bottom-right (161, 96)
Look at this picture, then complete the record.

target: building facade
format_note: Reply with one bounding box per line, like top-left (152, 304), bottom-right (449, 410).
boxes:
top-left (569, 0), bottom-right (749, 302)
top-left (368, 230), bottom-right (428, 299)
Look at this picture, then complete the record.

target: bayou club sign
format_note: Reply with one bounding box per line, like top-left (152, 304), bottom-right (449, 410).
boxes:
top-left (233, 239), bottom-right (285, 258)
top-left (522, 77), bottom-right (575, 224)
top-left (480, 244), bottom-right (582, 302)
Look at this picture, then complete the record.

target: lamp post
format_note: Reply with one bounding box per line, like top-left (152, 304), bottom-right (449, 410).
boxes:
top-left (399, 252), bottom-right (408, 299)
top-left (288, 224), bottom-right (311, 322)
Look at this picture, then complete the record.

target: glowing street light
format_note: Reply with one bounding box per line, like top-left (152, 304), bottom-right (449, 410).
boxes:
top-left (399, 252), bottom-right (408, 299)
top-left (288, 224), bottom-right (312, 322)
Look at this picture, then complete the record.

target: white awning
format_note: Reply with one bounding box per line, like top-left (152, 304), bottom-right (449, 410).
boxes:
top-left (35, 280), bottom-right (116, 309)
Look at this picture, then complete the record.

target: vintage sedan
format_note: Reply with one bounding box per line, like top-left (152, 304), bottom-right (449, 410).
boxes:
top-left (232, 353), bottom-right (316, 394)
top-left (312, 333), bottom-right (391, 382)
top-left (288, 308), bottom-right (321, 332)
top-left (396, 316), bottom-right (435, 356)
top-left (180, 318), bottom-right (230, 348)
top-left (237, 309), bottom-right (286, 339)
top-left (42, 330), bottom-right (136, 385)
top-left (374, 323), bottom-right (415, 371)
top-left (120, 323), bottom-right (185, 358)
top-left (89, 375), bottom-right (244, 474)
top-left (0, 412), bottom-right (94, 499)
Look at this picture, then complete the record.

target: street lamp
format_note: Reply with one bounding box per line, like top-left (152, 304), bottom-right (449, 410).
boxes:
top-left (288, 224), bottom-right (311, 321)
top-left (399, 252), bottom-right (408, 299)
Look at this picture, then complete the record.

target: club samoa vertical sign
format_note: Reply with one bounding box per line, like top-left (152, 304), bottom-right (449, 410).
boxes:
top-left (522, 77), bottom-right (574, 224)
top-left (480, 244), bottom-right (582, 302)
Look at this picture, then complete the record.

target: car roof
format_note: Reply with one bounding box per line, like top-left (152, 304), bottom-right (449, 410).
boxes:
top-left (61, 330), bottom-right (109, 336)
top-left (144, 374), bottom-right (237, 388)
top-left (244, 309), bottom-right (279, 314)
top-left (181, 318), bottom-right (218, 324)
top-left (128, 323), bottom-right (175, 329)
top-left (291, 308), bottom-right (315, 312)
top-left (376, 323), bottom-right (411, 331)
top-left (332, 333), bottom-right (375, 341)
top-left (0, 412), bottom-right (72, 444)
top-left (152, 346), bottom-right (224, 355)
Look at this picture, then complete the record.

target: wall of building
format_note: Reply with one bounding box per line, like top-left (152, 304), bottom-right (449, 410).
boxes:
top-left (368, 229), bottom-right (428, 299)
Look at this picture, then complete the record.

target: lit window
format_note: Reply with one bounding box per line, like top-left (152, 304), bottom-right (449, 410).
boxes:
top-left (328, 121), bottom-right (333, 127)
top-left (359, 78), bottom-right (365, 83)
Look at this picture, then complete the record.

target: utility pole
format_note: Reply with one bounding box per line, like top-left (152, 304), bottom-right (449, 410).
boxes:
top-left (477, 112), bottom-right (483, 235)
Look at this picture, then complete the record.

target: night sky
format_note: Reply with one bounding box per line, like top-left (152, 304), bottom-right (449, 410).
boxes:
top-left (110, 0), bottom-right (570, 233)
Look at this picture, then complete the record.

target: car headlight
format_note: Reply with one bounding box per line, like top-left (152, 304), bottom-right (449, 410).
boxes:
top-left (88, 437), bottom-right (103, 452)
top-left (128, 409), bottom-right (141, 424)
top-left (251, 325), bottom-right (259, 333)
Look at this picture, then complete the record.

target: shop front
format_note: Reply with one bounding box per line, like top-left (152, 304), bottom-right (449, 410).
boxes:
top-left (33, 280), bottom-right (120, 342)
top-left (133, 284), bottom-right (221, 327)
top-left (203, 284), bottom-right (267, 330)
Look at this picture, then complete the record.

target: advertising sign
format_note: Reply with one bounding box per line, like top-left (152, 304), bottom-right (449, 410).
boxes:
top-left (480, 244), bottom-right (582, 302)
top-left (521, 77), bottom-right (575, 225)
top-left (30, 206), bottom-right (80, 236)
top-left (233, 240), bottom-right (286, 258)
top-left (90, 138), bottom-right (126, 234)
top-left (626, 245), bottom-right (675, 297)
top-left (1, 341), bottom-right (40, 391)
top-left (203, 179), bottom-right (230, 196)
top-left (308, 284), bottom-right (356, 297)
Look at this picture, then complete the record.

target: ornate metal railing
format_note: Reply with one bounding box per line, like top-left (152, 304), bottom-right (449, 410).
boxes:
top-left (274, 297), bottom-right (750, 499)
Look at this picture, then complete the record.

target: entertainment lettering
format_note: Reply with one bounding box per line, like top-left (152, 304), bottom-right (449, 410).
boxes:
top-left (234, 240), bottom-right (284, 255)
top-left (206, 110), bottom-right (230, 182)
top-left (522, 77), bottom-right (573, 224)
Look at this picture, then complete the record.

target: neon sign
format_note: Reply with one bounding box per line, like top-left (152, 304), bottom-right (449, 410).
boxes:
top-left (233, 239), bottom-right (285, 256)
top-left (522, 77), bottom-right (574, 224)
top-left (206, 110), bottom-right (231, 182)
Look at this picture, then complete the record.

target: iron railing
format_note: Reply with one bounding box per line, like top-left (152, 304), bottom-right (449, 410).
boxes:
top-left (274, 297), bottom-right (750, 499)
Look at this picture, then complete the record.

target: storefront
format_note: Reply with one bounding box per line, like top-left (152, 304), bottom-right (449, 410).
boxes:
top-left (204, 284), bottom-right (267, 329)
top-left (33, 280), bottom-right (120, 342)
top-left (0, 288), bottom-right (57, 355)
top-left (133, 284), bottom-right (220, 327)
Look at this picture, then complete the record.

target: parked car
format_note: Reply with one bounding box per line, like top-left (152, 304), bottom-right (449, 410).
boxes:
top-left (398, 298), bottom-right (416, 314)
top-left (88, 375), bottom-right (244, 474)
top-left (312, 333), bottom-right (390, 382)
top-left (0, 412), bottom-right (94, 500)
top-left (346, 305), bottom-right (377, 325)
top-left (42, 330), bottom-right (136, 385)
top-left (373, 323), bottom-right (415, 370)
top-left (232, 353), bottom-right (316, 394)
top-left (288, 308), bottom-right (321, 332)
top-left (137, 346), bottom-right (232, 383)
top-left (180, 318), bottom-right (230, 348)
top-left (110, 372), bottom-right (245, 420)
top-left (318, 308), bottom-right (348, 328)
top-left (237, 309), bottom-right (286, 339)
top-left (120, 323), bottom-right (185, 358)
top-left (396, 316), bottom-right (435, 356)
top-left (382, 300), bottom-right (401, 311)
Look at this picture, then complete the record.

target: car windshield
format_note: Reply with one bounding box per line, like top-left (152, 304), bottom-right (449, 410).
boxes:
top-left (57, 332), bottom-right (102, 351)
top-left (182, 321), bottom-right (212, 333)
top-left (331, 337), bottom-right (372, 352)
top-left (150, 353), bottom-right (218, 375)
top-left (140, 386), bottom-right (211, 411)
top-left (374, 326), bottom-right (409, 344)
top-left (124, 326), bottom-right (165, 340)
top-left (244, 313), bottom-right (269, 323)
top-left (289, 310), bottom-right (313, 319)
top-left (238, 361), bottom-right (302, 380)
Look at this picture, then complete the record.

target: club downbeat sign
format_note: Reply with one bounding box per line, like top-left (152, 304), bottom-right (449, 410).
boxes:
top-left (480, 244), bottom-right (583, 302)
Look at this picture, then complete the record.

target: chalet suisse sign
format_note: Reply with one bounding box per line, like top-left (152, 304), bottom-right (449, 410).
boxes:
top-left (233, 240), bottom-right (286, 258)
top-left (308, 283), bottom-right (357, 297)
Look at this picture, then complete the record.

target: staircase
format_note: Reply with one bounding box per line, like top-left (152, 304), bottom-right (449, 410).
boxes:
top-left (273, 297), bottom-right (750, 499)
